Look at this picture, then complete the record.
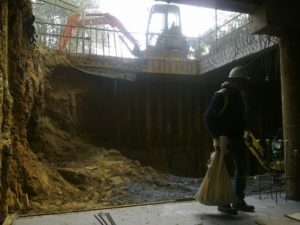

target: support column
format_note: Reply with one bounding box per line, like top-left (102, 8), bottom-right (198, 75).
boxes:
top-left (280, 31), bottom-right (300, 200)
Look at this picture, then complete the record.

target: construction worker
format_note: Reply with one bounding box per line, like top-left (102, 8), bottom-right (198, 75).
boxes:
top-left (204, 66), bottom-right (255, 215)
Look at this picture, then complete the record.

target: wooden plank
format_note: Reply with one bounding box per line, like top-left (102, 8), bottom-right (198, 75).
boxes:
top-left (285, 213), bottom-right (300, 222)
top-left (2, 214), bottom-right (17, 225)
top-left (67, 54), bottom-right (199, 76)
top-left (155, 0), bottom-right (262, 13)
top-left (255, 217), bottom-right (300, 225)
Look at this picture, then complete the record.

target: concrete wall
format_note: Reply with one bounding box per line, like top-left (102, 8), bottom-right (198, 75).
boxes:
top-left (250, 0), bottom-right (300, 35)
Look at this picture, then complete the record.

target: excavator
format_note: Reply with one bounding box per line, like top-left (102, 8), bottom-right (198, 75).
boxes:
top-left (58, 4), bottom-right (189, 59)
top-left (145, 4), bottom-right (189, 59)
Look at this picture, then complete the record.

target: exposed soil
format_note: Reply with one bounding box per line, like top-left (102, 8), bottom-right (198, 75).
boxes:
top-left (22, 110), bottom-right (281, 215)
top-left (22, 87), bottom-right (197, 214)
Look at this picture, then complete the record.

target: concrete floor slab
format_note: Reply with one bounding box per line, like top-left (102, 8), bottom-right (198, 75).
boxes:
top-left (14, 195), bottom-right (300, 225)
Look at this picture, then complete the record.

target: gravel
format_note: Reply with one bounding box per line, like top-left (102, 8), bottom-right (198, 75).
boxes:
top-left (109, 173), bottom-right (285, 205)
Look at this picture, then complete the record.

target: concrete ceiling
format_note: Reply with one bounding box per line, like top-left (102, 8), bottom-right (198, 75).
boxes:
top-left (155, 0), bottom-right (262, 13)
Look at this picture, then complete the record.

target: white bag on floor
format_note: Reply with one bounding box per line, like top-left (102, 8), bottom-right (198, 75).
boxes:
top-left (195, 150), bottom-right (235, 206)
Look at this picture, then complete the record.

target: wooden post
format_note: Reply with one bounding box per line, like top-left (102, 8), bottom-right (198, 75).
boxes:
top-left (280, 31), bottom-right (300, 200)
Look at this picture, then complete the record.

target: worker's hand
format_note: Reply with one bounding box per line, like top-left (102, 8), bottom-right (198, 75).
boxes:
top-left (219, 136), bottom-right (229, 153)
top-left (213, 138), bottom-right (220, 152)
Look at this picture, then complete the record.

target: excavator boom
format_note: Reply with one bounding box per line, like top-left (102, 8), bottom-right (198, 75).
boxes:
top-left (59, 12), bottom-right (140, 56)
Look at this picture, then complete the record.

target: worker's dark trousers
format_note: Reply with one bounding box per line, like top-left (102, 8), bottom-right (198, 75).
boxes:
top-left (225, 136), bottom-right (248, 200)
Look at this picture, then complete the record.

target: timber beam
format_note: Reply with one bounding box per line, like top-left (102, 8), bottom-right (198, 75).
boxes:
top-left (155, 0), bottom-right (262, 13)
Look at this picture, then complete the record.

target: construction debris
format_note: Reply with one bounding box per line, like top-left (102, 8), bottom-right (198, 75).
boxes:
top-left (255, 217), bottom-right (300, 225)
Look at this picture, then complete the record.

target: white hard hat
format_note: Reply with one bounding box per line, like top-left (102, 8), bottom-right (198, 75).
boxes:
top-left (228, 66), bottom-right (250, 79)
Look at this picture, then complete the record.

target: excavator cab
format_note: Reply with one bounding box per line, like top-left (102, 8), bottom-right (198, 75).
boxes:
top-left (145, 4), bottom-right (188, 58)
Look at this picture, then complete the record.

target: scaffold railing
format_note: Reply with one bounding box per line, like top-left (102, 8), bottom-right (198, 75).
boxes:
top-left (35, 13), bottom-right (279, 64)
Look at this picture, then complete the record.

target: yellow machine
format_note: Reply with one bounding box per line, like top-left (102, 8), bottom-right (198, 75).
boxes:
top-left (144, 4), bottom-right (189, 59)
top-left (244, 132), bottom-right (284, 172)
top-left (59, 4), bottom-right (189, 60)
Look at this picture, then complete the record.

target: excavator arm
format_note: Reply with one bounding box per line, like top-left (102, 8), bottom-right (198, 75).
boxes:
top-left (59, 12), bottom-right (141, 56)
top-left (58, 12), bottom-right (80, 51)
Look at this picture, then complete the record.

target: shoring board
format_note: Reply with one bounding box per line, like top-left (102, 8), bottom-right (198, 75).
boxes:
top-left (255, 217), bottom-right (300, 225)
top-left (285, 213), bottom-right (300, 222)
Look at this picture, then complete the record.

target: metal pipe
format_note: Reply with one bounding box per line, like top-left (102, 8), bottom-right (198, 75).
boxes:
top-left (38, 0), bottom-right (76, 12)
top-left (94, 215), bottom-right (104, 225)
top-left (58, 0), bottom-right (78, 9)
top-left (106, 212), bottom-right (117, 225)
top-left (98, 213), bottom-right (108, 225)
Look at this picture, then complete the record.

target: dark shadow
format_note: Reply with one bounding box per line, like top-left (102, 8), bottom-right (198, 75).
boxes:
top-left (195, 212), bottom-right (252, 222)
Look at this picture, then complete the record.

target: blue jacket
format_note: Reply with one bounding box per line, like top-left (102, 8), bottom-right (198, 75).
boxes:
top-left (204, 82), bottom-right (248, 138)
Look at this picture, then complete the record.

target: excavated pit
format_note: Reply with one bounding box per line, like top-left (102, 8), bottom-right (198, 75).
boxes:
top-left (20, 50), bottom-right (282, 215)
top-left (0, 0), bottom-right (283, 216)
top-left (0, 44), bottom-right (282, 217)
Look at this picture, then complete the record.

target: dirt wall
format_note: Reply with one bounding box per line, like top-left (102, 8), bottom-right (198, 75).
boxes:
top-left (0, 0), bottom-right (67, 220)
